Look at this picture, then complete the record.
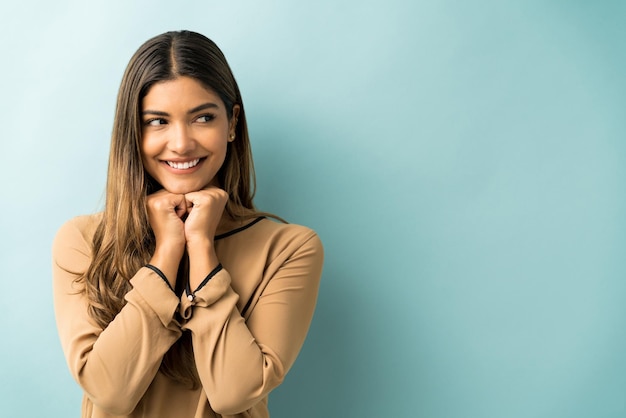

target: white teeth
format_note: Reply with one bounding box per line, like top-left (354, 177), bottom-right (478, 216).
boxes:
top-left (167, 159), bottom-right (200, 170)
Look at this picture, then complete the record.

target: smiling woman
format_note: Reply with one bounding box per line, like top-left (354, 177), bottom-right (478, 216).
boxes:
top-left (51, 30), bottom-right (323, 418)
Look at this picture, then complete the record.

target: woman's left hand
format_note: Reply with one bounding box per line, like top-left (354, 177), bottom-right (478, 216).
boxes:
top-left (184, 186), bottom-right (229, 246)
top-left (183, 187), bottom-right (228, 289)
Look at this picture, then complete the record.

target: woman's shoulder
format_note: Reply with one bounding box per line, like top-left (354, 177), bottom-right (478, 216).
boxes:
top-left (56, 212), bottom-right (103, 236)
top-left (238, 217), bottom-right (323, 263)
top-left (223, 216), bottom-right (320, 245)
top-left (53, 213), bottom-right (103, 255)
top-left (263, 217), bottom-right (320, 241)
top-left (218, 216), bottom-right (323, 274)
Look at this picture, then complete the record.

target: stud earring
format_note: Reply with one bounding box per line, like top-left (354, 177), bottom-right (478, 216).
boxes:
top-left (230, 134), bottom-right (236, 141)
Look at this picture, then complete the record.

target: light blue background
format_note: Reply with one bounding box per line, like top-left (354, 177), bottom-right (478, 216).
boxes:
top-left (1, 1), bottom-right (625, 417)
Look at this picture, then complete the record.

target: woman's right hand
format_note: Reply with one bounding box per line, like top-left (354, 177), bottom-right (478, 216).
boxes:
top-left (146, 189), bottom-right (188, 287)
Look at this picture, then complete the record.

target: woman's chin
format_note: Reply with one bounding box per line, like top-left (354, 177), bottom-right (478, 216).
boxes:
top-left (151, 172), bottom-right (220, 194)
top-left (160, 183), bottom-right (204, 195)
top-left (159, 180), bottom-right (217, 195)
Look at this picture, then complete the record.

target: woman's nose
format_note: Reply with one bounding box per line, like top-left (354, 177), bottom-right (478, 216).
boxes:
top-left (168, 123), bottom-right (196, 154)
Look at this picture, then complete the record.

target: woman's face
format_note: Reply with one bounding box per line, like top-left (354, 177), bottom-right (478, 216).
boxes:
top-left (140, 76), bottom-right (239, 194)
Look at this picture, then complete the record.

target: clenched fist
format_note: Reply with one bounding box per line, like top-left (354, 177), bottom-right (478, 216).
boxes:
top-left (183, 187), bottom-right (229, 247)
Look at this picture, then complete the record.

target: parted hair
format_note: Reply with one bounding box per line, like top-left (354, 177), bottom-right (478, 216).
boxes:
top-left (79, 30), bottom-right (265, 388)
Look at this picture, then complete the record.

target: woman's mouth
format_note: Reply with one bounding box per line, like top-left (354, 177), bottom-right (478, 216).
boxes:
top-left (165, 158), bottom-right (201, 170)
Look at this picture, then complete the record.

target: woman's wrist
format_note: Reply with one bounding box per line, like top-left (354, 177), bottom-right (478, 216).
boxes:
top-left (149, 244), bottom-right (184, 287)
top-left (187, 241), bottom-right (220, 291)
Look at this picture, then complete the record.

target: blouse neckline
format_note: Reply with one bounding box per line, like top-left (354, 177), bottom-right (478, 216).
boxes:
top-left (215, 216), bottom-right (266, 241)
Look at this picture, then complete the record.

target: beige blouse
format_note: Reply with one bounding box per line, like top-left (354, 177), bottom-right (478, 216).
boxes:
top-left (52, 214), bottom-right (323, 418)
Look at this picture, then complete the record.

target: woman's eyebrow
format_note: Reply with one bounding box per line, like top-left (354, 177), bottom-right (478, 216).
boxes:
top-left (141, 102), bottom-right (220, 117)
top-left (142, 109), bottom-right (169, 116)
top-left (188, 102), bottom-right (219, 114)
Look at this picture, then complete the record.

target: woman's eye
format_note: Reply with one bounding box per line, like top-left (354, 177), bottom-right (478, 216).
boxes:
top-left (196, 114), bottom-right (215, 123)
top-left (145, 118), bottom-right (166, 126)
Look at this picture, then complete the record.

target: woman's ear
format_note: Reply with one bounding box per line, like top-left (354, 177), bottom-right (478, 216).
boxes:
top-left (228, 105), bottom-right (240, 142)
top-left (232, 104), bottom-right (240, 120)
top-left (229, 105), bottom-right (241, 136)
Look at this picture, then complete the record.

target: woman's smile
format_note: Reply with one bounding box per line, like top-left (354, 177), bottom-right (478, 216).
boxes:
top-left (165, 158), bottom-right (202, 170)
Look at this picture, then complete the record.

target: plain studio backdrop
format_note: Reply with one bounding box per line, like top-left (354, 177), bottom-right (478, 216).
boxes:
top-left (1, 1), bottom-right (625, 417)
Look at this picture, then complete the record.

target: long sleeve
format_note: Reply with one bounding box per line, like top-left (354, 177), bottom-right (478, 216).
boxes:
top-left (181, 228), bottom-right (324, 415)
top-left (52, 216), bottom-right (183, 415)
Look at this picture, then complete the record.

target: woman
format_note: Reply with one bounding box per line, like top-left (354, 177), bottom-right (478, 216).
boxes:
top-left (53, 30), bottom-right (323, 418)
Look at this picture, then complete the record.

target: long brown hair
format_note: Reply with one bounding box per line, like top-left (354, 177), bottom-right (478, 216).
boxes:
top-left (80, 30), bottom-right (269, 388)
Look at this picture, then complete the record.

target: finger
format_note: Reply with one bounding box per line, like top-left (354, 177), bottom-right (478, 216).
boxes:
top-left (174, 195), bottom-right (190, 218)
top-left (148, 193), bottom-right (183, 213)
top-left (186, 188), bottom-right (228, 205)
top-left (174, 203), bottom-right (186, 218)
